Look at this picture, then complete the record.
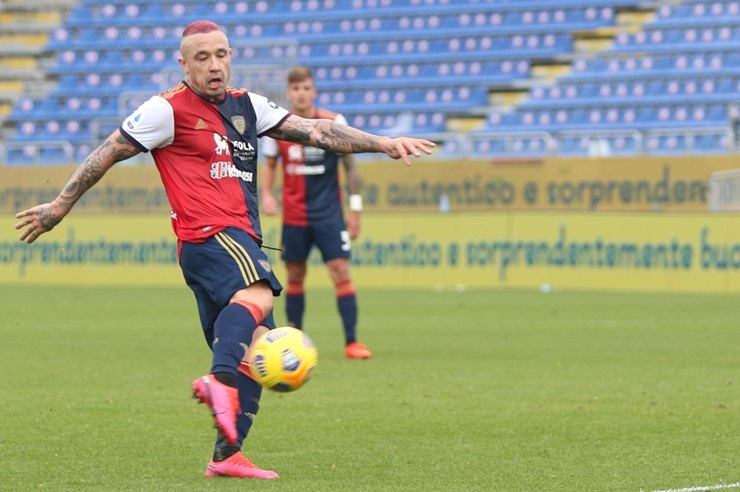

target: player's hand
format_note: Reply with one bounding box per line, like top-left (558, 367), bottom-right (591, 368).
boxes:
top-left (348, 211), bottom-right (361, 240)
top-left (380, 137), bottom-right (435, 166)
top-left (15, 201), bottom-right (66, 244)
top-left (261, 193), bottom-right (278, 216)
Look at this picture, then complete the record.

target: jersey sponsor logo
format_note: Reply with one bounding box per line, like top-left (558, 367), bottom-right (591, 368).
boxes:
top-left (231, 115), bottom-right (246, 134)
top-left (214, 131), bottom-right (256, 161)
top-left (286, 164), bottom-right (327, 175)
top-left (195, 118), bottom-right (208, 130)
top-left (287, 144), bottom-right (303, 161)
top-left (303, 146), bottom-right (326, 162)
top-left (232, 139), bottom-right (256, 161)
top-left (210, 161), bottom-right (254, 183)
top-left (213, 133), bottom-right (230, 155)
top-left (287, 144), bottom-right (325, 163)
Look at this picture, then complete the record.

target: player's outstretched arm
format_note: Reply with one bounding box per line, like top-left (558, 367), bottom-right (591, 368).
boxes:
top-left (14, 129), bottom-right (141, 244)
top-left (266, 114), bottom-right (435, 166)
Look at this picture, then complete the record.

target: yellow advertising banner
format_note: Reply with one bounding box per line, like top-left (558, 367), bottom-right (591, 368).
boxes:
top-left (1, 212), bottom-right (739, 293)
top-left (1, 154), bottom-right (739, 213)
top-left (365, 155), bottom-right (740, 212)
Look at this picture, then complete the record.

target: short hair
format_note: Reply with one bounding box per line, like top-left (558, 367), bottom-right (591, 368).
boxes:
top-left (287, 66), bottom-right (314, 84)
top-left (181, 20), bottom-right (225, 38)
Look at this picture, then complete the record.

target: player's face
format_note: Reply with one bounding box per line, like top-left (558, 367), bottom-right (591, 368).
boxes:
top-left (286, 78), bottom-right (317, 113)
top-left (179, 30), bottom-right (232, 101)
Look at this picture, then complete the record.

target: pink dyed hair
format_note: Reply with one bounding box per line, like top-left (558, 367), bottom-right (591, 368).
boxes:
top-left (181, 20), bottom-right (225, 38)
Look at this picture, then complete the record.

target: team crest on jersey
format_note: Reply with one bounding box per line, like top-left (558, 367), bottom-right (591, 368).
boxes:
top-left (258, 259), bottom-right (272, 272)
top-left (231, 115), bottom-right (247, 134)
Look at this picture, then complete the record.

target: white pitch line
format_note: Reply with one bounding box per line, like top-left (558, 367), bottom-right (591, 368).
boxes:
top-left (651, 482), bottom-right (740, 492)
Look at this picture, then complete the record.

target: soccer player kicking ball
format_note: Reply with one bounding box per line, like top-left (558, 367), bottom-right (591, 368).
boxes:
top-left (14, 20), bottom-right (433, 480)
top-left (261, 67), bottom-right (371, 360)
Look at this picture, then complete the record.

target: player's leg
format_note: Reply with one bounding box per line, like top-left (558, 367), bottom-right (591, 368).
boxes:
top-left (204, 228), bottom-right (279, 440)
top-left (207, 321), bottom-right (273, 478)
top-left (314, 222), bottom-right (372, 359)
top-left (204, 296), bottom-right (278, 479)
top-left (281, 224), bottom-right (312, 329)
top-left (206, 316), bottom-right (276, 480)
top-left (181, 228), bottom-right (282, 478)
top-left (180, 270), bottom-right (271, 470)
top-left (233, 311), bottom-right (275, 448)
top-left (285, 261), bottom-right (307, 328)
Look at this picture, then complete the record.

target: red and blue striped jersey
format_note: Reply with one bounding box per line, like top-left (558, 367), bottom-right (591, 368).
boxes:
top-left (262, 109), bottom-right (346, 226)
top-left (120, 82), bottom-right (289, 243)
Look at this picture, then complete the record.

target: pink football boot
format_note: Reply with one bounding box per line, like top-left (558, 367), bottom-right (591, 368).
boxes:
top-left (191, 374), bottom-right (239, 445)
top-left (205, 452), bottom-right (279, 479)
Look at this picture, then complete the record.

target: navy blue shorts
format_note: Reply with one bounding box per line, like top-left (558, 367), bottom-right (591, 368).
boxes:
top-left (281, 220), bottom-right (350, 263)
top-left (179, 227), bottom-right (281, 347)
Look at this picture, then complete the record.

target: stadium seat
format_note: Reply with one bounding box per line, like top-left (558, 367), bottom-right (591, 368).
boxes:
top-left (5, 0), bottom-right (739, 161)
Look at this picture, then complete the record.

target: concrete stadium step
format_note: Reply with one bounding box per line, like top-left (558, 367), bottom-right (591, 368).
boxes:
top-left (0, 10), bottom-right (62, 31)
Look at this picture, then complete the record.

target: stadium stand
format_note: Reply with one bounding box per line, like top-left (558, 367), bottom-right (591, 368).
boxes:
top-left (1, 0), bottom-right (738, 164)
top-left (476, 0), bottom-right (740, 157)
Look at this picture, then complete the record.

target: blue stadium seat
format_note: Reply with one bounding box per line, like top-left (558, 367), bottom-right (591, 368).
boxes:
top-left (6, 0), bottom-right (739, 162)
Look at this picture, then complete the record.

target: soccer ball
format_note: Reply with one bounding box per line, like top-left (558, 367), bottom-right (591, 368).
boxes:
top-left (247, 327), bottom-right (318, 392)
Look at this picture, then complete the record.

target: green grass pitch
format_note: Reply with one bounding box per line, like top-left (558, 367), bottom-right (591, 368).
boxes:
top-left (0, 285), bottom-right (737, 491)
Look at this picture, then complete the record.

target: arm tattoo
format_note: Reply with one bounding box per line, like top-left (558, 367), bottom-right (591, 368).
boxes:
top-left (56, 131), bottom-right (140, 211)
top-left (325, 123), bottom-right (378, 153)
top-left (268, 117), bottom-right (313, 144)
top-left (268, 116), bottom-right (383, 154)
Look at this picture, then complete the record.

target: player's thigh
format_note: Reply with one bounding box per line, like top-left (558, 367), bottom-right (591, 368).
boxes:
top-left (180, 228), bottom-right (282, 314)
top-left (183, 279), bottom-right (221, 349)
top-left (281, 224), bottom-right (313, 263)
top-left (312, 220), bottom-right (351, 263)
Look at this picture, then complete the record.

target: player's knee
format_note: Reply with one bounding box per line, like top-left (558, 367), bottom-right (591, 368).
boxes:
top-left (327, 258), bottom-right (350, 282)
top-left (286, 262), bottom-right (307, 283)
top-left (230, 281), bottom-right (274, 320)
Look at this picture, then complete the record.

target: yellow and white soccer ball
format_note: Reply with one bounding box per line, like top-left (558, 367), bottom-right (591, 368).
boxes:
top-left (247, 327), bottom-right (318, 392)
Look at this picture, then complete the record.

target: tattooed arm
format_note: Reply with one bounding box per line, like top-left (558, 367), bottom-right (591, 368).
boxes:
top-left (266, 114), bottom-right (435, 166)
top-left (15, 129), bottom-right (141, 244)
